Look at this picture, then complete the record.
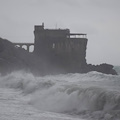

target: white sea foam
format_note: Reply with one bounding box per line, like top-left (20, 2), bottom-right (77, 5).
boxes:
top-left (0, 70), bottom-right (120, 120)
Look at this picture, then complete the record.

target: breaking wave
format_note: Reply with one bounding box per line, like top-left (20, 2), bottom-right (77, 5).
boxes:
top-left (0, 70), bottom-right (120, 119)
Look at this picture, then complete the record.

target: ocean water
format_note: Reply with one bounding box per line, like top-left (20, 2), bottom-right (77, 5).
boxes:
top-left (0, 67), bottom-right (120, 120)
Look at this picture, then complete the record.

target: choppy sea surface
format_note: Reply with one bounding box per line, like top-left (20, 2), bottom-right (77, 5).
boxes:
top-left (0, 66), bottom-right (120, 120)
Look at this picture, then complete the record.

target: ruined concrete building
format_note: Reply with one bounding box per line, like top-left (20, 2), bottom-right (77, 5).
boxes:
top-left (12, 23), bottom-right (117, 74)
top-left (34, 23), bottom-right (88, 72)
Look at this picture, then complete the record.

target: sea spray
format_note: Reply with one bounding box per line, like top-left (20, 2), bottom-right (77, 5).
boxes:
top-left (0, 71), bottom-right (120, 119)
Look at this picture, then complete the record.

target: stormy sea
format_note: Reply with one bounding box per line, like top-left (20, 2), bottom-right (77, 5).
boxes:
top-left (0, 66), bottom-right (120, 120)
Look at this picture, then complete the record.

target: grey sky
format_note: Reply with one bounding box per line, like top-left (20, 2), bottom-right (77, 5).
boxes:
top-left (0, 0), bottom-right (120, 65)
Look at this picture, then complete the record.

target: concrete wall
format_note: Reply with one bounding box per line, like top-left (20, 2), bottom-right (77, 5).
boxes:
top-left (34, 25), bottom-right (88, 72)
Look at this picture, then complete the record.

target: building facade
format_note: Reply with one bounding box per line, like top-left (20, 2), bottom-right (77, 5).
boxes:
top-left (34, 23), bottom-right (88, 72)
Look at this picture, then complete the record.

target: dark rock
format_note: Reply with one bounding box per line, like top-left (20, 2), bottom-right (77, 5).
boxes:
top-left (85, 63), bottom-right (117, 75)
top-left (0, 37), bottom-right (117, 76)
top-left (0, 38), bottom-right (44, 75)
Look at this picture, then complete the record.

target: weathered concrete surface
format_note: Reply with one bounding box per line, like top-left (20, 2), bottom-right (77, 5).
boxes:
top-left (34, 25), bottom-right (88, 73)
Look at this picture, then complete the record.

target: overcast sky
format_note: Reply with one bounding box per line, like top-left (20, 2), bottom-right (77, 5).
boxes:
top-left (0, 0), bottom-right (120, 65)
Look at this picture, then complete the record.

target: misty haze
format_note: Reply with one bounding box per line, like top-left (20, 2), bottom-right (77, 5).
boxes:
top-left (0, 0), bottom-right (120, 120)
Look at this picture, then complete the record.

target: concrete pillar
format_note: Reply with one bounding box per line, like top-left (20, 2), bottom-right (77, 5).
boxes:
top-left (19, 45), bottom-right (22, 48)
top-left (27, 45), bottom-right (29, 52)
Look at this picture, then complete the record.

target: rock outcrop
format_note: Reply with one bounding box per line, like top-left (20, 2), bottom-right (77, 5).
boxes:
top-left (0, 38), bottom-right (44, 75)
top-left (85, 63), bottom-right (117, 75)
top-left (0, 38), bottom-right (117, 75)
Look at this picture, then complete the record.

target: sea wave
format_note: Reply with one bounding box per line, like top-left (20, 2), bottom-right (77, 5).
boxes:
top-left (0, 71), bottom-right (120, 120)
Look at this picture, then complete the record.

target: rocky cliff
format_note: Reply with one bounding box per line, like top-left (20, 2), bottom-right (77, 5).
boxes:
top-left (0, 38), bottom-right (117, 75)
top-left (0, 38), bottom-right (43, 75)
